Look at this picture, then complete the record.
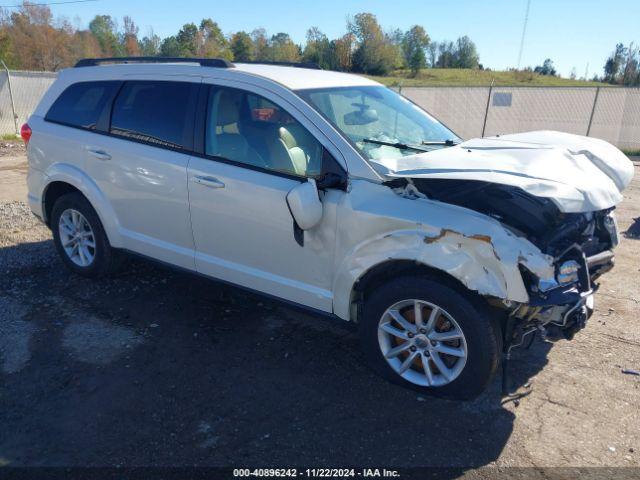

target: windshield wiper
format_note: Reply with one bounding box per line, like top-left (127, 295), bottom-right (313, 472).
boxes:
top-left (421, 139), bottom-right (459, 146)
top-left (362, 138), bottom-right (429, 152)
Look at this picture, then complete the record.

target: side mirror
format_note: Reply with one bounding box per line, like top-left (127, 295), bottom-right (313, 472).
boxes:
top-left (286, 179), bottom-right (323, 231)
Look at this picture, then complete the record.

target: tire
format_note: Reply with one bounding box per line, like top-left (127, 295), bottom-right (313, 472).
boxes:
top-left (359, 275), bottom-right (501, 400)
top-left (51, 192), bottom-right (123, 278)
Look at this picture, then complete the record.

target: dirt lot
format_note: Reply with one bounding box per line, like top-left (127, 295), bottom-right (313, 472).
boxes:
top-left (1, 143), bottom-right (639, 470)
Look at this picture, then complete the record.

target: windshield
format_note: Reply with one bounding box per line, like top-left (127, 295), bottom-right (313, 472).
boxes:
top-left (297, 86), bottom-right (460, 162)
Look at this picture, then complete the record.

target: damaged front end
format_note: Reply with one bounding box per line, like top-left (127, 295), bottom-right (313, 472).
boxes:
top-left (389, 176), bottom-right (620, 343)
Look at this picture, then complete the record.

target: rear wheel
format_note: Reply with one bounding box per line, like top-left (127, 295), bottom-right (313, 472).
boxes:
top-left (359, 275), bottom-right (500, 400)
top-left (51, 192), bottom-right (122, 278)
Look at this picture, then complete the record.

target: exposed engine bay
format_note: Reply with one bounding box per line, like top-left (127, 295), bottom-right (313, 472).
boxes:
top-left (402, 177), bottom-right (617, 257)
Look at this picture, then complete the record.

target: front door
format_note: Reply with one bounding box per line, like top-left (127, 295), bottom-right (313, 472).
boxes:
top-left (187, 84), bottom-right (343, 311)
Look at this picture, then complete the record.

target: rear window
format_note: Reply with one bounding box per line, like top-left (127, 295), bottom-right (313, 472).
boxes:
top-left (110, 81), bottom-right (198, 150)
top-left (45, 81), bottom-right (120, 130)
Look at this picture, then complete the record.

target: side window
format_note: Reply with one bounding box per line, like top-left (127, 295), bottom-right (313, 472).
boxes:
top-left (205, 86), bottom-right (323, 177)
top-left (45, 81), bottom-right (119, 130)
top-left (110, 81), bottom-right (198, 150)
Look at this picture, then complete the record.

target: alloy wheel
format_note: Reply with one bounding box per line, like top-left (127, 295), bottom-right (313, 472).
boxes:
top-left (58, 208), bottom-right (96, 267)
top-left (377, 299), bottom-right (468, 387)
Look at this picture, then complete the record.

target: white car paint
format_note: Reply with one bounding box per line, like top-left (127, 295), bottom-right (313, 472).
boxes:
top-left (233, 63), bottom-right (379, 90)
top-left (26, 62), bottom-right (632, 325)
top-left (187, 156), bottom-right (339, 312)
top-left (368, 131), bottom-right (634, 213)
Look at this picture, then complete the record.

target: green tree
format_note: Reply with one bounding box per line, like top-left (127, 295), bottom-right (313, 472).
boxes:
top-left (621, 43), bottom-right (639, 86)
top-left (534, 58), bottom-right (556, 76)
top-left (426, 41), bottom-right (438, 67)
top-left (402, 25), bottom-right (430, 76)
top-left (197, 18), bottom-right (231, 59)
top-left (251, 28), bottom-right (269, 61)
top-left (159, 36), bottom-right (182, 56)
top-left (348, 12), bottom-right (396, 75)
top-left (302, 27), bottom-right (331, 68)
top-left (70, 29), bottom-right (101, 61)
top-left (140, 29), bottom-right (160, 56)
top-left (268, 32), bottom-right (300, 62)
top-left (230, 31), bottom-right (254, 61)
top-left (453, 35), bottom-right (479, 69)
top-left (327, 33), bottom-right (354, 71)
top-left (436, 41), bottom-right (455, 68)
top-left (0, 28), bottom-right (16, 67)
top-left (604, 43), bottom-right (627, 83)
top-left (88, 15), bottom-right (121, 56)
top-left (175, 22), bottom-right (198, 56)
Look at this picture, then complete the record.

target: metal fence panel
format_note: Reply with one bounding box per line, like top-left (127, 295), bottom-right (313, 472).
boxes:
top-left (589, 88), bottom-right (640, 150)
top-left (8, 70), bottom-right (57, 130)
top-left (484, 87), bottom-right (597, 137)
top-left (402, 86), bottom-right (489, 140)
top-left (400, 85), bottom-right (640, 150)
top-left (0, 70), bottom-right (57, 135)
top-left (0, 71), bottom-right (16, 134)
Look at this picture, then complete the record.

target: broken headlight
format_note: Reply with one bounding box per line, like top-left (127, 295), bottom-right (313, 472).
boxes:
top-left (556, 260), bottom-right (580, 285)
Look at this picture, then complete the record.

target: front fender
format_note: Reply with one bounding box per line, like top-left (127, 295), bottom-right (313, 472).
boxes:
top-left (43, 163), bottom-right (123, 247)
top-left (331, 180), bottom-right (556, 321)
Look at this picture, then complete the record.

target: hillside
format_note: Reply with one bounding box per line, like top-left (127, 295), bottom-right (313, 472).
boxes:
top-left (367, 68), bottom-right (609, 87)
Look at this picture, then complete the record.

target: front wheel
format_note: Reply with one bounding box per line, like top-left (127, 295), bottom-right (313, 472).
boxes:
top-left (359, 276), bottom-right (501, 400)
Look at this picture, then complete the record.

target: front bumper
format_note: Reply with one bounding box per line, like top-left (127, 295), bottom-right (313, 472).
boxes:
top-left (514, 247), bottom-right (614, 340)
top-left (528, 249), bottom-right (614, 307)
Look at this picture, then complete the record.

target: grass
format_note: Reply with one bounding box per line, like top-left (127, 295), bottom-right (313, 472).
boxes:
top-left (1, 133), bottom-right (20, 141)
top-left (623, 149), bottom-right (640, 157)
top-left (367, 68), bottom-right (610, 87)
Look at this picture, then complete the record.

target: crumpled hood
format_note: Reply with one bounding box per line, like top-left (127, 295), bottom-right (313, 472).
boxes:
top-left (370, 130), bottom-right (634, 213)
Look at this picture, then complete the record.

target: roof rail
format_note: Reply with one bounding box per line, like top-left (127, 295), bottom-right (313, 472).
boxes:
top-left (237, 61), bottom-right (321, 70)
top-left (74, 57), bottom-right (235, 68)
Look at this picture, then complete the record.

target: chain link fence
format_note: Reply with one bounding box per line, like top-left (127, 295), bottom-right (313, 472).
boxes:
top-left (400, 85), bottom-right (640, 151)
top-left (0, 69), bottom-right (638, 151)
top-left (0, 69), bottom-right (57, 135)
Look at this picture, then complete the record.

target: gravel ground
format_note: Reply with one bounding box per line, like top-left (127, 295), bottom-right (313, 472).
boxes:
top-left (0, 149), bottom-right (639, 471)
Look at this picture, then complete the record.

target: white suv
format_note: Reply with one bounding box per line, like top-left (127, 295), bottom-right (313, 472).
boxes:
top-left (25, 58), bottom-right (633, 399)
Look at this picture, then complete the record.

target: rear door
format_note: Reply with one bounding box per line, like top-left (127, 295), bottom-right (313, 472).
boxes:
top-left (84, 77), bottom-right (200, 269)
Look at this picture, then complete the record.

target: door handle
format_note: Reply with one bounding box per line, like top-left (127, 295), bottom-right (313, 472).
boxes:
top-left (192, 175), bottom-right (225, 189)
top-left (86, 148), bottom-right (111, 161)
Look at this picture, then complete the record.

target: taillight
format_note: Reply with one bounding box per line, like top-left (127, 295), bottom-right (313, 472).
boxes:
top-left (20, 123), bottom-right (32, 145)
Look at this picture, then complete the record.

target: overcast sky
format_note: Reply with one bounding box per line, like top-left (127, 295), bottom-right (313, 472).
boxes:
top-left (39, 0), bottom-right (640, 78)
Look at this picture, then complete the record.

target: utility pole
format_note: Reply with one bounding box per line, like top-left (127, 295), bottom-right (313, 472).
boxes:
top-left (517, 0), bottom-right (532, 70)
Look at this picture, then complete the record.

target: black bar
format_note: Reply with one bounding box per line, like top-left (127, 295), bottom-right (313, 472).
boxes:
top-left (481, 81), bottom-right (493, 138)
top-left (237, 60), bottom-right (321, 69)
top-left (74, 57), bottom-right (235, 68)
top-left (586, 249), bottom-right (614, 269)
top-left (586, 86), bottom-right (601, 136)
